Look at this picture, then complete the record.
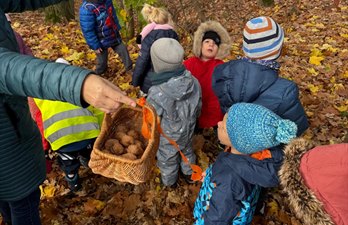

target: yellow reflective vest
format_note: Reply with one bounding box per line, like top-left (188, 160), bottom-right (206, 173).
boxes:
top-left (34, 99), bottom-right (104, 151)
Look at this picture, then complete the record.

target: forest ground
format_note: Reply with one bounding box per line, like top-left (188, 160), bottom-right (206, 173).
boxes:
top-left (2, 0), bottom-right (347, 224)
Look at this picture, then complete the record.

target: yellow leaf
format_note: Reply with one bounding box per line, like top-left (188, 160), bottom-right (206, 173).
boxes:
top-left (340, 33), bottom-right (348, 38)
top-left (46, 33), bottom-right (54, 40)
top-left (307, 84), bottom-right (320, 94)
top-left (309, 56), bottom-right (324, 65)
top-left (119, 82), bottom-right (130, 91)
top-left (330, 77), bottom-right (336, 83)
top-left (13, 22), bottom-right (21, 29)
top-left (61, 46), bottom-right (70, 54)
top-left (311, 28), bottom-right (319, 32)
top-left (310, 48), bottom-right (322, 57)
top-left (342, 71), bottom-right (348, 78)
top-left (334, 105), bottom-right (348, 112)
top-left (86, 52), bottom-right (96, 60)
top-left (66, 51), bottom-right (84, 62)
top-left (267, 199), bottom-right (279, 216)
top-left (40, 185), bottom-right (56, 198)
top-left (120, 9), bottom-right (127, 22)
top-left (307, 68), bottom-right (318, 76)
top-left (41, 49), bottom-right (50, 55)
top-left (320, 44), bottom-right (338, 53)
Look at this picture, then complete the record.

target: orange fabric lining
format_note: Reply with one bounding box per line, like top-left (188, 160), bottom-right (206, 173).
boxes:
top-left (250, 149), bottom-right (272, 160)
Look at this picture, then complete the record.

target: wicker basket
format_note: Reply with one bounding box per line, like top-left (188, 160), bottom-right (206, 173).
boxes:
top-left (89, 104), bottom-right (159, 185)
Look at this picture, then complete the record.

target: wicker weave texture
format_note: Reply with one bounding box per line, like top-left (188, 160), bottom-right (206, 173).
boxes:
top-left (89, 105), bottom-right (159, 185)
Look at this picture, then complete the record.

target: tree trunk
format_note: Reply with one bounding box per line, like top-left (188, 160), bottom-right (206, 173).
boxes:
top-left (44, 0), bottom-right (75, 23)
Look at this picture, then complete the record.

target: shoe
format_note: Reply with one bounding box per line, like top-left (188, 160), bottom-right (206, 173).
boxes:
top-left (78, 155), bottom-right (90, 169)
top-left (160, 176), bottom-right (177, 189)
top-left (182, 173), bottom-right (196, 184)
top-left (65, 174), bottom-right (82, 192)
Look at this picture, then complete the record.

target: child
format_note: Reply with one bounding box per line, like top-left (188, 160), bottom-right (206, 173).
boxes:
top-left (184, 21), bottom-right (231, 129)
top-left (279, 139), bottom-right (348, 225)
top-left (33, 58), bottom-right (104, 192)
top-left (79, 0), bottom-right (132, 75)
top-left (212, 16), bottom-right (308, 135)
top-left (146, 38), bottom-right (202, 187)
top-left (193, 103), bottom-right (297, 224)
top-left (132, 4), bottom-right (178, 94)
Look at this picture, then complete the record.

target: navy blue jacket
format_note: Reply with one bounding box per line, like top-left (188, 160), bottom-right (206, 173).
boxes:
top-left (203, 150), bottom-right (283, 224)
top-left (79, 0), bottom-right (122, 50)
top-left (212, 59), bottom-right (308, 136)
top-left (132, 29), bottom-right (178, 93)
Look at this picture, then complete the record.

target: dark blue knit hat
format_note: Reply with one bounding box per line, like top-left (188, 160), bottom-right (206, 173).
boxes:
top-left (226, 103), bottom-right (297, 154)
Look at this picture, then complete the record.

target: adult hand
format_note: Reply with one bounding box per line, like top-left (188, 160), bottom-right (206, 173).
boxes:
top-left (82, 74), bottom-right (136, 113)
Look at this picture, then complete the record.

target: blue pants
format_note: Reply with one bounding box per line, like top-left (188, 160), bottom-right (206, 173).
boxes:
top-left (0, 188), bottom-right (41, 225)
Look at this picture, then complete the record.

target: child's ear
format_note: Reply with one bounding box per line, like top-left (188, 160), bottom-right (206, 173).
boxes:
top-left (136, 35), bottom-right (142, 44)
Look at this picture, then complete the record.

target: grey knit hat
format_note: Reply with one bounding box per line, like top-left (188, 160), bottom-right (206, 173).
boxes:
top-left (150, 38), bottom-right (184, 73)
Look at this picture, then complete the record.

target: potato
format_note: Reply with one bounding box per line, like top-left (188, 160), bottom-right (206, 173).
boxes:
top-left (127, 144), bottom-right (144, 156)
top-left (110, 141), bottom-right (124, 155)
top-left (115, 131), bottom-right (126, 140)
top-left (116, 125), bottom-right (128, 133)
top-left (105, 139), bottom-right (119, 150)
top-left (121, 152), bottom-right (137, 160)
top-left (127, 129), bottom-right (139, 140)
top-left (120, 135), bottom-right (134, 147)
top-left (134, 140), bottom-right (143, 149)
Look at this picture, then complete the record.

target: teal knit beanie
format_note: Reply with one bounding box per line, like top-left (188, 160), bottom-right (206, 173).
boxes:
top-left (226, 103), bottom-right (297, 154)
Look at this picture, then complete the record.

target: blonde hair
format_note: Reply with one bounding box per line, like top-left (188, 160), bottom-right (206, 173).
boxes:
top-left (141, 4), bottom-right (174, 27)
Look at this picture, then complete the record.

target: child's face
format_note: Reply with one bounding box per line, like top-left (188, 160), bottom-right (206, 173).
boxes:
top-left (217, 113), bottom-right (232, 147)
top-left (201, 39), bottom-right (219, 61)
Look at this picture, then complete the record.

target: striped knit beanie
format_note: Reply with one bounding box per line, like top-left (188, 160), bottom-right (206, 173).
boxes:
top-left (226, 103), bottom-right (297, 154)
top-left (243, 16), bottom-right (284, 60)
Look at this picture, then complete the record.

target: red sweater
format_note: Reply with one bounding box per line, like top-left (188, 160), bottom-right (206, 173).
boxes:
top-left (184, 57), bottom-right (224, 128)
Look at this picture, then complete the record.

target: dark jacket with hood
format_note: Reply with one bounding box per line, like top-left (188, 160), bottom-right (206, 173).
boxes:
top-left (279, 138), bottom-right (348, 225)
top-left (132, 29), bottom-right (178, 93)
top-left (0, 0), bottom-right (92, 201)
top-left (212, 59), bottom-right (309, 136)
top-left (201, 149), bottom-right (283, 224)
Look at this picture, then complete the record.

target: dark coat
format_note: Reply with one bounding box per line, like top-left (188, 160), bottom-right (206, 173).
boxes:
top-left (132, 29), bottom-right (178, 93)
top-left (212, 59), bottom-right (309, 136)
top-left (203, 149), bottom-right (283, 224)
top-left (0, 0), bottom-right (92, 201)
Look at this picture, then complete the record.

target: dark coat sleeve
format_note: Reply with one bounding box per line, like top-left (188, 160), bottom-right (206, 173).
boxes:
top-left (0, 0), bottom-right (65, 12)
top-left (0, 48), bottom-right (92, 106)
top-left (276, 80), bottom-right (309, 135)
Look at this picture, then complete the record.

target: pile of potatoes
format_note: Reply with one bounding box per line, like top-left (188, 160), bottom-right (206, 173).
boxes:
top-left (104, 125), bottom-right (145, 160)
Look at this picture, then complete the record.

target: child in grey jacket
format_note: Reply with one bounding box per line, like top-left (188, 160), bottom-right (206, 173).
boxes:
top-left (146, 38), bottom-right (202, 187)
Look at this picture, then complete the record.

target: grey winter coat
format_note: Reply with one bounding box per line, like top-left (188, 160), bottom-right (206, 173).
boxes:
top-left (147, 70), bottom-right (202, 151)
top-left (0, 0), bottom-right (92, 201)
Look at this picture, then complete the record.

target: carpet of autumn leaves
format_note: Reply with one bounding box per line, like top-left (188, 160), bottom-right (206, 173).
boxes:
top-left (3, 0), bottom-right (348, 224)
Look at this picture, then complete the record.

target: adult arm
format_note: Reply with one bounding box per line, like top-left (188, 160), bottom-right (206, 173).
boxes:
top-left (0, 0), bottom-right (66, 12)
top-left (0, 48), bottom-right (135, 112)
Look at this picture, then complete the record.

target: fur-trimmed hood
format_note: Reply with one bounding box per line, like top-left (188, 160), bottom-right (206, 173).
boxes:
top-left (279, 138), bottom-right (334, 225)
top-left (192, 20), bottom-right (231, 59)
